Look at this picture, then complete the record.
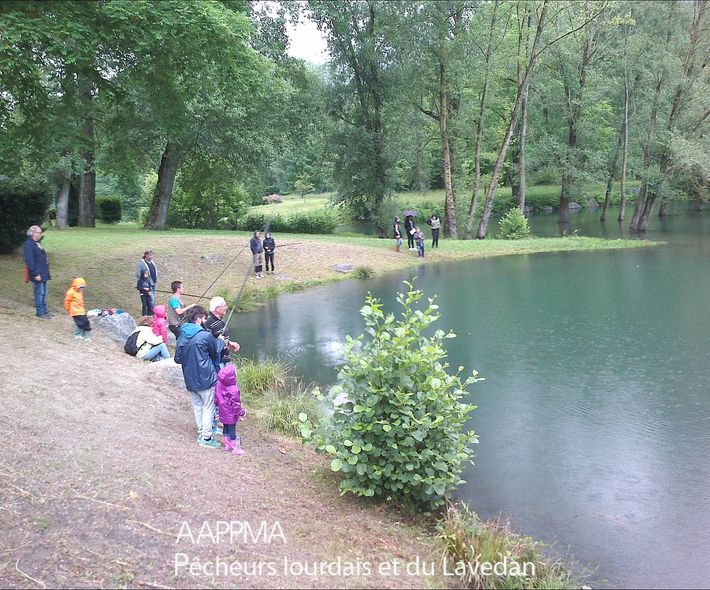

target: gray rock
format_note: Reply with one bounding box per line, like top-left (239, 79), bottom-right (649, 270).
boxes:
top-left (585, 199), bottom-right (600, 209)
top-left (150, 358), bottom-right (186, 389)
top-left (93, 312), bottom-right (137, 344)
top-left (568, 202), bottom-right (582, 210)
top-left (333, 263), bottom-right (355, 273)
top-left (200, 255), bottom-right (222, 264)
top-left (542, 206), bottom-right (554, 213)
top-left (523, 205), bottom-right (534, 214)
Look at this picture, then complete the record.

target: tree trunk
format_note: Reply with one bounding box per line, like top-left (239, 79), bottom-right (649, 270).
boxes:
top-left (518, 86), bottom-right (528, 211)
top-left (438, 37), bottom-right (457, 239)
top-left (600, 134), bottom-right (621, 222)
top-left (77, 78), bottom-right (96, 227)
top-left (477, 0), bottom-right (548, 239)
top-left (55, 169), bottom-right (71, 230)
top-left (465, 1), bottom-right (499, 239)
top-left (144, 142), bottom-right (181, 229)
top-left (415, 142), bottom-right (427, 193)
top-left (617, 80), bottom-right (629, 222)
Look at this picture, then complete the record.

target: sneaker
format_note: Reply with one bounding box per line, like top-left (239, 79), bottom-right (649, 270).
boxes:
top-left (198, 437), bottom-right (220, 449)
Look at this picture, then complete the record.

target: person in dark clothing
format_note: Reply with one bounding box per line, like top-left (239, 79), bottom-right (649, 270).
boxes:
top-left (393, 217), bottom-right (402, 252)
top-left (136, 270), bottom-right (152, 317)
top-left (135, 251), bottom-right (158, 315)
top-left (204, 296), bottom-right (239, 367)
top-left (23, 225), bottom-right (51, 318)
top-left (175, 305), bottom-right (238, 448)
top-left (404, 215), bottom-right (415, 250)
top-left (250, 231), bottom-right (264, 278)
top-left (428, 213), bottom-right (441, 248)
top-left (263, 232), bottom-right (276, 274)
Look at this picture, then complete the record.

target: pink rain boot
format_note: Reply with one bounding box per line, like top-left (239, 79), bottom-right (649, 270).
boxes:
top-left (231, 438), bottom-right (245, 456)
top-left (223, 437), bottom-right (234, 453)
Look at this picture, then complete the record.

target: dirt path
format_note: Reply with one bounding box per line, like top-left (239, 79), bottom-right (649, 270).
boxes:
top-left (0, 302), bottom-right (456, 589)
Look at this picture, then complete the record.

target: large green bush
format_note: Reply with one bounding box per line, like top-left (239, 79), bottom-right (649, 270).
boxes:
top-left (300, 281), bottom-right (481, 508)
top-left (96, 196), bottom-right (122, 223)
top-left (0, 180), bottom-right (52, 254)
top-left (497, 207), bottom-right (531, 239)
top-left (235, 209), bottom-right (339, 234)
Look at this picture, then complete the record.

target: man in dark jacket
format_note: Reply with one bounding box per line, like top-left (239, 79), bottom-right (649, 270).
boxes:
top-left (175, 305), bottom-right (238, 448)
top-left (250, 230), bottom-right (264, 278)
top-left (204, 296), bottom-right (239, 367)
top-left (23, 225), bottom-right (51, 318)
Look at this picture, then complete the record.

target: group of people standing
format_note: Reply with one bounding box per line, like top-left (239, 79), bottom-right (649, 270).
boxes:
top-left (393, 214), bottom-right (441, 258)
top-left (249, 230), bottom-right (276, 278)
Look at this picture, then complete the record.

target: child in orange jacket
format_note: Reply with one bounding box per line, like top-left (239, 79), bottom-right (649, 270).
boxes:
top-left (64, 277), bottom-right (92, 341)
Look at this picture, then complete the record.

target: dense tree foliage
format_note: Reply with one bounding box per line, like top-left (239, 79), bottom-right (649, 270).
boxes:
top-left (1, 0), bottom-right (706, 234)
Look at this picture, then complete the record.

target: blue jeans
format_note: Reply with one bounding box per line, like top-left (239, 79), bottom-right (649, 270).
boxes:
top-left (417, 243), bottom-right (425, 257)
top-left (32, 281), bottom-right (48, 316)
top-left (142, 343), bottom-right (170, 361)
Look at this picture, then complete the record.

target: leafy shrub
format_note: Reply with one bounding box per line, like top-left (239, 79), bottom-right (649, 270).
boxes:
top-left (497, 207), bottom-right (531, 239)
top-left (235, 209), bottom-right (339, 234)
top-left (0, 180), bottom-right (52, 254)
top-left (300, 281), bottom-right (481, 508)
top-left (263, 193), bottom-right (283, 204)
top-left (96, 196), bottom-right (122, 223)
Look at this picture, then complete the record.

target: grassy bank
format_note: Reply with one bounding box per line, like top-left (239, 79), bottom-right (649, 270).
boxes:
top-left (0, 223), bottom-right (659, 320)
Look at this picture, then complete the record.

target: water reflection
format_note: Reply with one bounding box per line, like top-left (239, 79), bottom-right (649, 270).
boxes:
top-left (230, 206), bottom-right (710, 588)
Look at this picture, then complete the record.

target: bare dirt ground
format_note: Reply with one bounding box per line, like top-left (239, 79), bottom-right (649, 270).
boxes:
top-left (0, 231), bottom-right (459, 589)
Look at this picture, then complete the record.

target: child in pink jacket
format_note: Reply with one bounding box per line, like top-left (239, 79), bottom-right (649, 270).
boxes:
top-left (151, 304), bottom-right (168, 344)
top-left (215, 364), bottom-right (246, 456)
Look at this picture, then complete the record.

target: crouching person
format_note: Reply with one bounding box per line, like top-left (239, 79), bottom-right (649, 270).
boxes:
top-left (175, 305), bottom-right (238, 448)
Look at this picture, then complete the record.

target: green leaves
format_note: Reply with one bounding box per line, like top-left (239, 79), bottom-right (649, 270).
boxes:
top-left (300, 280), bottom-right (480, 510)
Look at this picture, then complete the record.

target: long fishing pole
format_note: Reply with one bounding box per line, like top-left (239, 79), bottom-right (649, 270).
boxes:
top-left (222, 219), bottom-right (273, 336)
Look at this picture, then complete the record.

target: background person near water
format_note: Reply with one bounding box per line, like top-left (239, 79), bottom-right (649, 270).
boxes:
top-left (23, 225), bottom-right (51, 319)
top-left (135, 251), bottom-right (158, 316)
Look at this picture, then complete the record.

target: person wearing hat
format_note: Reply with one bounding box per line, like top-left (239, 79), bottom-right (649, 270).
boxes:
top-left (204, 296), bottom-right (239, 367)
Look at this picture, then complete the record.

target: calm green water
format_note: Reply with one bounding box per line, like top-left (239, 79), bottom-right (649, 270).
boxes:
top-left (231, 207), bottom-right (710, 588)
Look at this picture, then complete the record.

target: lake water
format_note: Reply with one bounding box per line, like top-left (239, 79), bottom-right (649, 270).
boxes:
top-left (230, 206), bottom-right (710, 588)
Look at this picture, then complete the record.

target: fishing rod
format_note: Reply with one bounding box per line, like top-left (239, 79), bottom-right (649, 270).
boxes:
top-left (222, 218), bottom-right (273, 336)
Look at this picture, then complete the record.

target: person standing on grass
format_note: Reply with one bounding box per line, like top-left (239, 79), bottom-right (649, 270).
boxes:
top-left (135, 251), bottom-right (158, 315)
top-left (175, 305), bottom-right (238, 449)
top-left (404, 215), bottom-right (415, 251)
top-left (24, 225), bottom-right (51, 319)
top-left (250, 230), bottom-right (264, 278)
top-left (263, 231), bottom-right (276, 274)
top-left (414, 227), bottom-right (425, 258)
top-left (167, 280), bottom-right (194, 339)
top-left (393, 217), bottom-right (403, 252)
top-left (428, 213), bottom-right (441, 248)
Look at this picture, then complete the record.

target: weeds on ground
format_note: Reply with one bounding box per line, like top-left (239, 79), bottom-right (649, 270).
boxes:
top-left (352, 265), bottom-right (375, 278)
top-left (437, 502), bottom-right (577, 589)
top-left (260, 384), bottom-right (322, 437)
top-left (237, 358), bottom-right (288, 396)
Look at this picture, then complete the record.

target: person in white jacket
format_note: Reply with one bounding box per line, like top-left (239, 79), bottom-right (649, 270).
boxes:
top-left (132, 317), bottom-right (170, 361)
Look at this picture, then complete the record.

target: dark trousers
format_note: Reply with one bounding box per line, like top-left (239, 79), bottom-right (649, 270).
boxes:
top-left (169, 324), bottom-right (181, 339)
top-left (140, 292), bottom-right (153, 316)
top-left (223, 423), bottom-right (238, 441)
top-left (265, 252), bottom-right (274, 271)
top-left (432, 228), bottom-right (439, 248)
top-left (407, 232), bottom-right (415, 249)
top-left (72, 315), bottom-right (91, 331)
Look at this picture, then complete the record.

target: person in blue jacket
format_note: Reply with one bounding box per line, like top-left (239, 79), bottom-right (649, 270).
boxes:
top-left (23, 225), bottom-right (51, 319)
top-left (175, 305), bottom-right (238, 448)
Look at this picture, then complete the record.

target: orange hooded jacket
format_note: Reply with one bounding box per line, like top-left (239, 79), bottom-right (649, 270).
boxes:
top-left (64, 277), bottom-right (87, 316)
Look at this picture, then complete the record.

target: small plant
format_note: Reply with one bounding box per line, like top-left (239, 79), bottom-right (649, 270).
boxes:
top-left (237, 358), bottom-right (288, 396)
top-left (263, 193), bottom-right (283, 204)
top-left (352, 265), bottom-right (374, 279)
top-left (261, 386), bottom-right (322, 437)
top-left (497, 207), bottom-right (531, 240)
top-left (32, 517), bottom-right (50, 531)
top-left (438, 502), bottom-right (576, 589)
top-left (301, 280), bottom-right (482, 508)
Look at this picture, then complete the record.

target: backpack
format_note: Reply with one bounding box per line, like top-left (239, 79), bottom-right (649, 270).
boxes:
top-left (124, 331), bottom-right (140, 356)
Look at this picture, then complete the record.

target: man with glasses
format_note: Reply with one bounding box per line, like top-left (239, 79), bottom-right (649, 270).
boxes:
top-left (23, 225), bottom-right (51, 319)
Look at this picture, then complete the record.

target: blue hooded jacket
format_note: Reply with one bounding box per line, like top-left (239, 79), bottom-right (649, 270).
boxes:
top-left (174, 323), bottom-right (226, 392)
